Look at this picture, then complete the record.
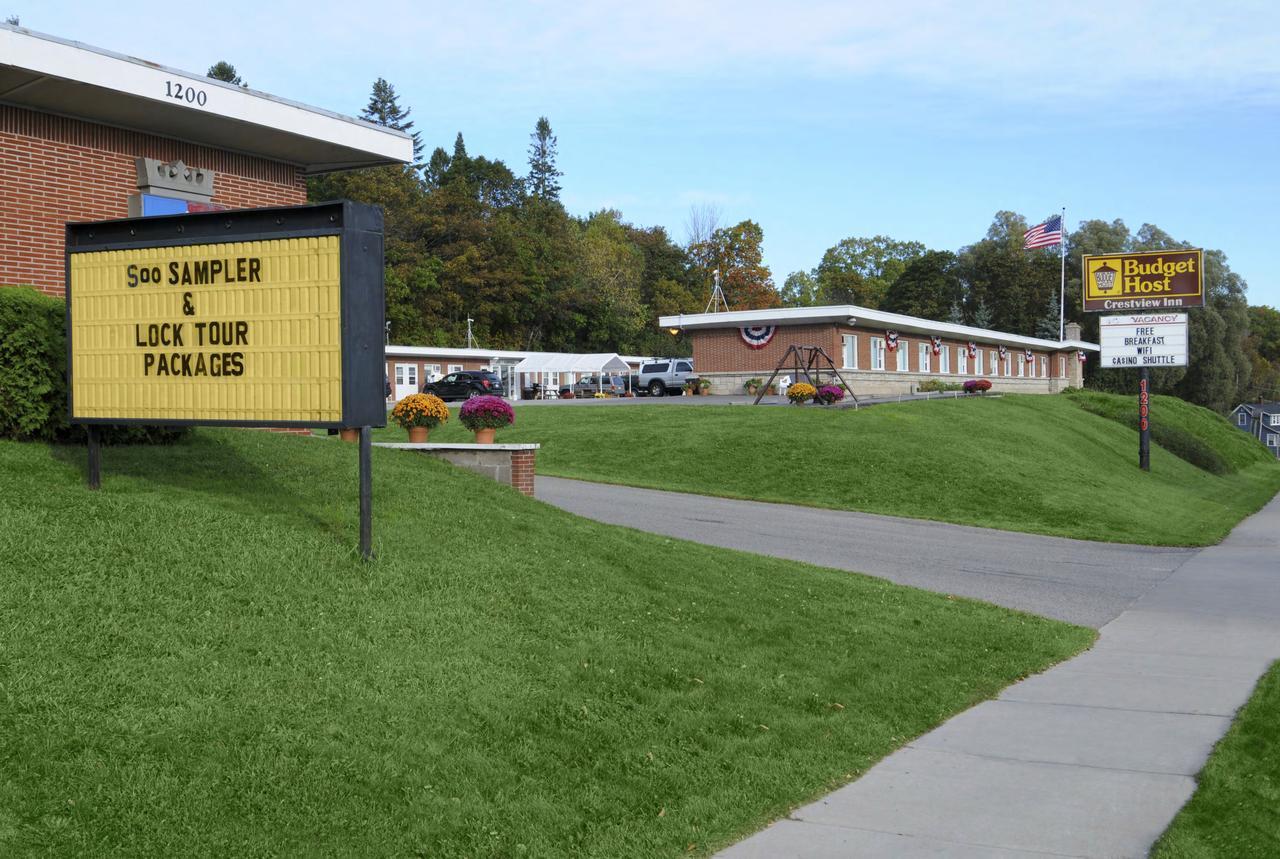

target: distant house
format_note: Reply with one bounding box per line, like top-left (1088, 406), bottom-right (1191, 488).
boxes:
top-left (1229, 402), bottom-right (1280, 458)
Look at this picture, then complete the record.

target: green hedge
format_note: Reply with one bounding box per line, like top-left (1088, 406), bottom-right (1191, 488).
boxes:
top-left (0, 286), bottom-right (187, 444)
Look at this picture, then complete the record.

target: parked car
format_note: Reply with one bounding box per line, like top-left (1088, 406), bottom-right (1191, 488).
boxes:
top-left (560, 374), bottom-right (628, 398)
top-left (636, 359), bottom-right (694, 396)
top-left (423, 370), bottom-right (506, 401)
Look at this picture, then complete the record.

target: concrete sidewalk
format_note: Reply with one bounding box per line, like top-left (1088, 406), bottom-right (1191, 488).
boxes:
top-left (719, 494), bottom-right (1280, 858)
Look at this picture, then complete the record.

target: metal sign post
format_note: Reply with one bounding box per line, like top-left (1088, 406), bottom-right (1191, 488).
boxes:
top-left (359, 426), bottom-right (373, 560)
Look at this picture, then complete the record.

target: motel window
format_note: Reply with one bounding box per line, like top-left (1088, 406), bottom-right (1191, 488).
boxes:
top-left (842, 334), bottom-right (858, 369)
top-left (918, 342), bottom-right (930, 374)
top-left (1059, 356), bottom-right (1067, 379)
top-left (871, 338), bottom-right (885, 370)
top-left (955, 346), bottom-right (965, 375)
top-left (939, 346), bottom-right (950, 374)
top-left (1015, 357), bottom-right (1023, 378)
top-left (974, 350), bottom-right (983, 376)
top-left (991, 351), bottom-right (1000, 376)
top-left (896, 341), bottom-right (909, 372)
top-left (395, 365), bottom-right (405, 386)
top-left (426, 363), bottom-right (442, 382)
top-left (448, 364), bottom-right (464, 373)
top-left (1040, 356), bottom-right (1047, 378)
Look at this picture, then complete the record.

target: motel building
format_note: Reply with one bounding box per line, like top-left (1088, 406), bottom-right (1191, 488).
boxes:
top-left (384, 345), bottom-right (653, 401)
top-left (0, 23), bottom-right (413, 298)
top-left (660, 306), bottom-right (1100, 396)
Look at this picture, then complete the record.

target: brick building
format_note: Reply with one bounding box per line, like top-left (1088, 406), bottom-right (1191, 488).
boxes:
top-left (1, 23), bottom-right (411, 297)
top-left (659, 305), bottom-right (1099, 396)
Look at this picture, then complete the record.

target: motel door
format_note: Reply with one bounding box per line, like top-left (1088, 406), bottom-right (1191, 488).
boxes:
top-left (394, 363), bottom-right (418, 400)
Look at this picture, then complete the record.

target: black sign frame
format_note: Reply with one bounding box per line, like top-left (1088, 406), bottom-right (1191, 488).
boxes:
top-left (64, 200), bottom-right (387, 430)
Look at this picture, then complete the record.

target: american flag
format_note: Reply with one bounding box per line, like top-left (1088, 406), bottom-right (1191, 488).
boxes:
top-left (1023, 214), bottom-right (1063, 249)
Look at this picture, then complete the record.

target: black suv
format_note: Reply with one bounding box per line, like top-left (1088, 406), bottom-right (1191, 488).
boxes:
top-left (423, 370), bottom-right (506, 401)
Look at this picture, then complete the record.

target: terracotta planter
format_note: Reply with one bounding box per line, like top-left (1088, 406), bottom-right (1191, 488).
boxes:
top-left (473, 427), bottom-right (496, 444)
top-left (339, 428), bottom-right (359, 443)
top-left (408, 426), bottom-right (429, 444)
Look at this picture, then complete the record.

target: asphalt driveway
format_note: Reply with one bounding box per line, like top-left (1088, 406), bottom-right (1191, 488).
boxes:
top-left (534, 476), bottom-right (1195, 628)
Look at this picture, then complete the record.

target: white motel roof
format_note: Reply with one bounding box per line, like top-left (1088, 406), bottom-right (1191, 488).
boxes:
top-left (0, 23), bottom-right (413, 173)
top-left (385, 345), bottom-right (653, 367)
top-left (658, 305), bottom-right (1101, 352)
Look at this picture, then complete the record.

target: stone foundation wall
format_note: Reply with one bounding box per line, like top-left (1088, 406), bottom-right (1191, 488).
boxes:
top-left (702, 371), bottom-right (1064, 397)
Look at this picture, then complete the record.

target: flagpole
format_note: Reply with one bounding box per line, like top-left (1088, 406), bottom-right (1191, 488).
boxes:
top-left (1059, 206), bottom-right (1066, 342)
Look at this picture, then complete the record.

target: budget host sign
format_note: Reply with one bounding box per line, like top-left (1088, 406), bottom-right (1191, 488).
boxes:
top-left (66, 201), bottom-right (386, 429)
top-left (1082, 249), bottom-right (1204, 312)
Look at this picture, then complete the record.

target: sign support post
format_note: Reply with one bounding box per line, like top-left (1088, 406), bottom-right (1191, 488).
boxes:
top-left (359, 426), bottom-right (373, 561)
top-left (86, 425), bottom-right (101, 490)
top-left (1138, 369), bottom-right (1151, 472)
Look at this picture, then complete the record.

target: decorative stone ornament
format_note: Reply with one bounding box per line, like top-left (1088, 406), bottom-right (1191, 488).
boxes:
top-left (134, 157), bottom-right (215, 201)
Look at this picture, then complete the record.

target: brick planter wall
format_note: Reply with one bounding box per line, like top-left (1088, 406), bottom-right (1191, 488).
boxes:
top-left (375, 442), bottom-right (539, 497)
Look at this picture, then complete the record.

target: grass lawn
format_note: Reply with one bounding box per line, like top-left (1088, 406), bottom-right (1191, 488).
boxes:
top-left (383, 394), bottom-right (1280, 546)
top-left (1153, 661), bottom-right (1280, 857)
top-left (0, 430), bottom-right (1092, 857)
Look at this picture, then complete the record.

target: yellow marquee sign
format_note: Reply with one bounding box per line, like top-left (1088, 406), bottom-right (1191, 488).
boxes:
top-left (67, 201), bottom-right (386, 428)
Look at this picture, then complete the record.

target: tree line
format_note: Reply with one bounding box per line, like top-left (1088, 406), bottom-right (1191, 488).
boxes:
top-left (211, 69), bottom-right (1272, 413)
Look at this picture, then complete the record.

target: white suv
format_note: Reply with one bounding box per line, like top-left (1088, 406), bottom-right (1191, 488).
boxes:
top-left (637, 359), bottom-right (694, 396)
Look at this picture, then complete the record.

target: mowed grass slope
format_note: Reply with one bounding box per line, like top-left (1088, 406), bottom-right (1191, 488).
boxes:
top-left (399, 395), bottom-right (1280, 546)
top-left (0, 431), bottom-right (1091, 857)
top-left (1153, 661), bottom-right (1280, 857)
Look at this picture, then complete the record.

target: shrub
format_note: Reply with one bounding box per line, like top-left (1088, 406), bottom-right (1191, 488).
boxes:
top-left (815, 385), bottom-right (844, 405)
top-left (786, 382), bottom-right (817, 404)
top-left (0, 287), bottom-right (186, 444)
top-left (918, 379), bottom-right (964, 393)
top-left (390, 393), bottom-right (449, 430)
top-left (743, 378), bottom-right (764, 391)
top-left (459, 395), bottom-right (515, 431)
top-left (963, 379), bottom-right (992, 394)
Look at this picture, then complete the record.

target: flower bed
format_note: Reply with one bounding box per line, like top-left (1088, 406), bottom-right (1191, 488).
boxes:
top-left (460, 395), bottom-right (515, 431)
top-left (963, 379), bottom-right (993, 394)
top-left (391, 393), bottom-right (450, 429)
top-left (786, 382), bottom-right (817, 404)
top-left (815, 385), bottom-right (844, 405)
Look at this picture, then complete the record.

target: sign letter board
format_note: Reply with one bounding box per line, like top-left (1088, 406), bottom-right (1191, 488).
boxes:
top-left (1082, 249), bottom-right (1204, 312)
top-left (1100, 313), bottom-right (1188, 368)
top-left (66, 201), bottom-right (386, 429)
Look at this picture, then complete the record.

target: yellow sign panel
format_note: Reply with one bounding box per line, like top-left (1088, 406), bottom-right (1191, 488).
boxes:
top-left (69, 235), bottom-right (342, 423)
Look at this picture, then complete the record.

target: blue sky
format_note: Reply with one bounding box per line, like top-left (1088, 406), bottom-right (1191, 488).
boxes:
top-left (18, 1), bottom-right (1280, 306)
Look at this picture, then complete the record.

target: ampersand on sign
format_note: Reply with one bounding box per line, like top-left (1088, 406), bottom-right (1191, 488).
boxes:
top-left (182, 292), bottom-right (195, 316)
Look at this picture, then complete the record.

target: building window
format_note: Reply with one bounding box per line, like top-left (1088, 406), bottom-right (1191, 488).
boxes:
top-left (918, 342), bottom-right (931, 374)
top-left (896, 341), bottom-right (909, 372)
top-left (974, 350), bottom-right (983, 376)
top-left (956, 346), bottom-right (966, 375)
top-left (1059, 356), bottom-right (1067, 378)
top-left (448, 364), bottom-right (463, 373)
top-left (871, 337), bottom-right (886, 370)
top-left (1270, 414), bottom-right (1280, 427)
top-left (842, 334), bottom-right (858, 369)
top-left (1269, 433), bottom-right (1279, 447)
top-left (1039, 356), bottom-right (1047, 378)
top-left (991, 351), bottom-right (1000, 376)
top-left (939, 346), bottom-right (950, 374)
top-left (1237, 412), bottom-right (1247, 426)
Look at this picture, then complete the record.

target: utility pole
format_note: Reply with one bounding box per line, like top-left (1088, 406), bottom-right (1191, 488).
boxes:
top-left (466, 317), bottom-right (476, 349)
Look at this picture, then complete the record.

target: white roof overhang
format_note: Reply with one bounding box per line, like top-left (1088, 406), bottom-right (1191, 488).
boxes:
top-left (513, 353), bottom-right (631, 374)
top-left (0, 24), bottom-right (412, 173)
top-left (659, 305), bottom-right (1101, 351)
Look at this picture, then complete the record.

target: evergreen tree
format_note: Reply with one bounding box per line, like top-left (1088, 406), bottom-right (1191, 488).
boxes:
top-left (5, 14), bottom-right (19, 25)
top-left (881, 250), bottom-right (960, 320)
top-left (972, 298), bottom-right (994, 330)
top-left (1034, 293), bottom-right (1061, 340)
top-left (206, 61), bottom-right (246, 87)
top-left (527, 117), bottom-right (563, 202)
top-left (946, 302), bottom-right (963, 324)
top-left (361, 77), bottom-right (423, 162)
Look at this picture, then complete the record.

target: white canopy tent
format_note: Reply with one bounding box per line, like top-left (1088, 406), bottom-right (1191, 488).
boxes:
top-left (513, 353), bottom-right (632, 398)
